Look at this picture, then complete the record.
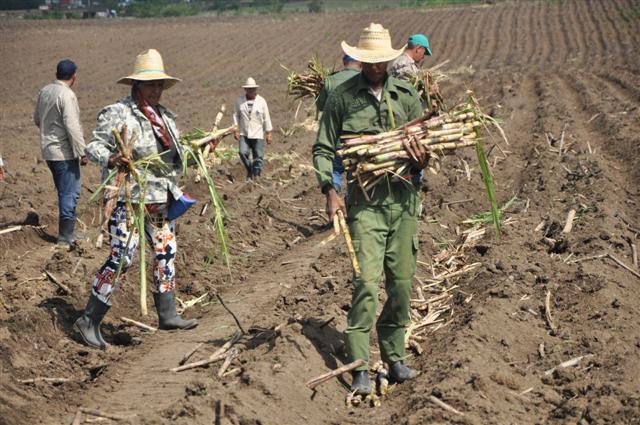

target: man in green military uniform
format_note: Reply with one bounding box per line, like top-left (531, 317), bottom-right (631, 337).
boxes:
top-left (316, 54), bottom-right (361, 113)
top-left (316, 54), bottom-right (361, 193)
top-left (312, 23), bottom-right (430, 395)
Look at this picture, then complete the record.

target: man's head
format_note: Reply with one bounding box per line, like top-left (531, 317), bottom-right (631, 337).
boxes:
top-left (340, 23), bottom-right (405, 86)
top-left (341, 23), bottom-right (404, 68)
top-left (56, 59), bottom-right (77, 85)
top-left (342, 54), bottom-right (362, 71)
top-left (361, 61), bottom-right (388, 85)
top-left (242, 77), bottom-right (259, 100)
top-left (405, 34), bottom-right (432, 62)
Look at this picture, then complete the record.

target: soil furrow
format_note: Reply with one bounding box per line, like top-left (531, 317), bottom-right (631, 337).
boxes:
top-left (523, 1), bottom-right (537, 65)
top-left (567, 0), bottom-right (590, 67)
top-left (585, 0), bottom-right (611, 63)
top-left (467, 5), bottom-right (491, 67)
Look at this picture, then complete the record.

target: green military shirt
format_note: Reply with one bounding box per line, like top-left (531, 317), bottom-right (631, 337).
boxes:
top-left (315, 67), bottom-right (361, 112)
top-left (312, 73), bottom-right (422, 205)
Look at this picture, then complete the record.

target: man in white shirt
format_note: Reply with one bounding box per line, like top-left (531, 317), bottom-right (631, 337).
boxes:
top-left (233, 77), bottom-right (273, 181)
top-left (34, 59), bottom-right (87, 246)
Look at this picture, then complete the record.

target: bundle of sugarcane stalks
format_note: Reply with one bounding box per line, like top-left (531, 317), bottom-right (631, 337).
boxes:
top-left (409, 68), bottom-right (447, 113)
top-left (180, 105), bottom-right (236, 168)
top-left (339, 104), bottom-right (481, 193)
top-left (341, 93), bottom-right (506, 236)
top-left (282, 54), bottom-right (334, 100)
top-left (180, 105), bottom-right (237, 270)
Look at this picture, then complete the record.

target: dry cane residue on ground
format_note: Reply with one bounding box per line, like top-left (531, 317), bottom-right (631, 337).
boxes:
top-left (1, 1), bottom-right (639, 424)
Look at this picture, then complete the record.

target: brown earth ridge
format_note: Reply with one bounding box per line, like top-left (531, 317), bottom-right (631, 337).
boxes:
top-left (1, 1), bottom-right (639, 424)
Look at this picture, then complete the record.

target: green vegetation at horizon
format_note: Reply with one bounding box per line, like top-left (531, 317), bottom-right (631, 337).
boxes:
top-left (12, 0), bottom-right (488, 19)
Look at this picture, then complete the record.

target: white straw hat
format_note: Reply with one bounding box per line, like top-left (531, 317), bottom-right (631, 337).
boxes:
top-left (117, 49), bottom-right (181, 89)
top-left (242, 77), bottom-right (259, 88)
top-left (341, 23), bottom-right (406, 64)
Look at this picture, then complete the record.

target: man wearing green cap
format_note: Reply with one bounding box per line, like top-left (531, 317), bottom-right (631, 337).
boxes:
top-left (313, 23), bottom-right (429, 395)
top-left (389, 33), bottom-right (432, 81)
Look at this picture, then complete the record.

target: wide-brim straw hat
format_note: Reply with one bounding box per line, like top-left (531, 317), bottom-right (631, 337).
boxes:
top-left (242, 77), bottom-right (259, 88)
top-left (341, 23), bottom-right (406, 64)
top-left (117, 49), bottom-right (181, 89)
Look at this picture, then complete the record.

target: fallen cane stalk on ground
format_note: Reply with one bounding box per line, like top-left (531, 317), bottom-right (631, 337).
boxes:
top-left (544, 290), bottom-right (558, 335)
top-left (306, 359), bottom-right (366, 390)
top-left (171, 331), bottom-right (242, 372)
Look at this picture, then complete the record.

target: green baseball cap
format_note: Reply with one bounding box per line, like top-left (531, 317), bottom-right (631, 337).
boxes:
top-left (408, 34), bottom-right (432, 55)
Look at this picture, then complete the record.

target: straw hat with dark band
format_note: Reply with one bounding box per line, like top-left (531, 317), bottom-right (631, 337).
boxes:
top-left (117, 49), bottom-right (181, 89)
top-left (341, 23), bottom-right (405, 64)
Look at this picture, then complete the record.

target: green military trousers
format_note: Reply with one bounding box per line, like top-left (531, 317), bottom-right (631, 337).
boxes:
top-left (345, 183), bottom-right (419, 370)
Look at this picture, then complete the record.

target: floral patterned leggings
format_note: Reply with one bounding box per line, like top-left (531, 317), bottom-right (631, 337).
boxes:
top-left (92, 203), bottom-right (177, 305)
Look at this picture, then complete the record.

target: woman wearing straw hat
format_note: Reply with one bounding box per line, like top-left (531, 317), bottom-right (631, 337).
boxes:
top-left (76, 49), bottom-right (198, 349)
top-left (313, 24), bottom-right (430, 394)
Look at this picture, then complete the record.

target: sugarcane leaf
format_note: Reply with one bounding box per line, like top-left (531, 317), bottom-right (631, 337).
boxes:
top-left (89, 167), bottom-right (120, 203)
top-left (475, 138), bottom-right (501, 236)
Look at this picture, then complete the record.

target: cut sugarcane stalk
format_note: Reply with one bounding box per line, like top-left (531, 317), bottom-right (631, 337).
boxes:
top-left (336, 210), bottom-right (360, 277)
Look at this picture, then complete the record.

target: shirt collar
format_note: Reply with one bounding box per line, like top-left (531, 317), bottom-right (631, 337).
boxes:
top-left (125, 96), bottom-right (175, 119)
top-left (354, 73), bottom-right (400, 95)
top-left (403, 52), bottom-right (415, 63)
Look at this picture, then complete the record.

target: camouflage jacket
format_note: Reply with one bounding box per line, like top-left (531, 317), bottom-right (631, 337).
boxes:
top-left (86, 96), bottom-right (184, 204)
top-left (388, 53), bottom-right (418, 81)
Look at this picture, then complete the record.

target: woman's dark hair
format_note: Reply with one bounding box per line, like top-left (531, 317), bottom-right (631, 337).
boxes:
top-left (131, 81), bottom-right (140, 98)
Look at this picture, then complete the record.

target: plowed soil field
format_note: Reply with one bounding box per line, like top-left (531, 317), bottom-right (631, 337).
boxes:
top-left (1, 1), bottom-right (640, 424)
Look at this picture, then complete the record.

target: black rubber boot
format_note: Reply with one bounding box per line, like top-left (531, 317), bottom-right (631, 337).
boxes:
top-left (389, 361), bottom-right (418, 383)
top-left (73, 294), bottom-right (110, 350)
top-left (57, 218), bottom-right (76, 246)
top-left (153, 292), bottom-right (198, 330)
top-left (350, 370), bottom-right (372, 395)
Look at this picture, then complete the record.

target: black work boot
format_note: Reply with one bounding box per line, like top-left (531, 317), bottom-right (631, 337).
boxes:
top-left (73, 294), bottom-right (110, 350)
top-left (350, 370), bottom-right (372, 395)
top-left (153, 292), bottom-right (198, 330)
top-left (57, 218), bottom-right (76, 246)
top-left (389, 361), bottom-right (418, 383)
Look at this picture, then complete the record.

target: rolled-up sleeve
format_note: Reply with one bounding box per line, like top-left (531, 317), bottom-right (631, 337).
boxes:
top-left (86, 105), bottom-right (120, 168)
top-left (312, 93), bottom-right (342, 190)
top-left (233, 99), bottom-right (240, 127)
top-left (61, 91), bottom-right (86, 158)
top-left (262, 99), bottom-right (273, 133)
